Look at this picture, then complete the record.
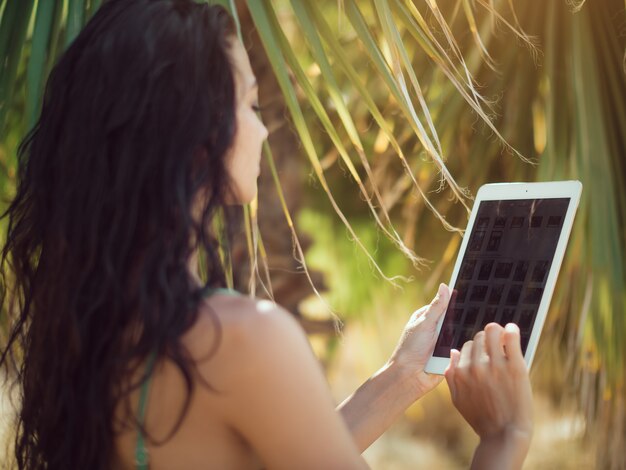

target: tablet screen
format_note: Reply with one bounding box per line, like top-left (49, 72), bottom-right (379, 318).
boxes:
top-left (433, 198), bottom-right (571, 357)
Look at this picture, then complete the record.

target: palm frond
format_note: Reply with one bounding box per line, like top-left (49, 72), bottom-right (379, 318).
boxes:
top-left (247, 0), bottom-right (411, 287)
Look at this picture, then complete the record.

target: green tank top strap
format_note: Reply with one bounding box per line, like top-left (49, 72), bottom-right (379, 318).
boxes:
top-left (203, 286), bottom-right (240, 296)
top-left (134, 286), bottom-right (240, 469)
top-left (135, 349), bottom-right (157, 470)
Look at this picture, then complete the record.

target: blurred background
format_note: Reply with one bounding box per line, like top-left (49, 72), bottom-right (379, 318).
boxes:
top-left (1, 0), bottom-right (625, 468)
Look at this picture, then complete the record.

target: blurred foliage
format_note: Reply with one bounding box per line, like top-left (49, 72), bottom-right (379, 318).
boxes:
top-left (1, 0), bottom-right (625, 468)
top-left (247, 1), bottom-right (626, 467)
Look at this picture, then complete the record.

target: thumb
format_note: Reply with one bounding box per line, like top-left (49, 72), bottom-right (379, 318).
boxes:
top-left (421, 372), bottom-right (445, 390)
top-left (424, 283), bottom-right (450, 323)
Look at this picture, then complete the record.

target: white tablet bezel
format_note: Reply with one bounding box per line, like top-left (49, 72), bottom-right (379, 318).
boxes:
top-left (425, 181), bottom-right (582, 375)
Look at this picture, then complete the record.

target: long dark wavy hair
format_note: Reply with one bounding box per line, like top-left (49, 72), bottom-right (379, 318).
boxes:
top-left (0, 1), bottom-right (239, 468)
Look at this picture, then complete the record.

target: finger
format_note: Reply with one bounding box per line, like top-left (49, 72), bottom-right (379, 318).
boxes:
top-left (484, 323), bottom-right (506, 367)
top-left (444, 348), bottom-right (461, 399)
top-left (471, 330), bottom-right (486, 365)
top-left (458, 339), bottom-right (473, 369)
top-left (503, 323), bottom-right (526, 368)
top-left (409, 305), bottom-right (428, 321)
top-left (444, 348), bottom-right (460, 377)
top-left (423, 283), bottom-right (451, 324)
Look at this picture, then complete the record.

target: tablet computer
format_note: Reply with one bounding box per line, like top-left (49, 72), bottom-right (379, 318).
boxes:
top-left (425, 181), bottom-right (582, 375)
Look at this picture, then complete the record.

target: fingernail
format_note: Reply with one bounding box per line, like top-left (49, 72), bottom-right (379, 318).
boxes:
top-left (505, 323), bottom-right (519, 333)
top-left (437, 283), bottom-right (447, 298)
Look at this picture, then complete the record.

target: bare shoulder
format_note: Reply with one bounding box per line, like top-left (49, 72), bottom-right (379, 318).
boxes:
top-left (185, 293), bottom-right (308, 385)
top-left (199, 293), bottom-right (303, 350)
top-left (209, 294), bottom-right (301, 342)
top-left (182, 293), bottom-right (366, 468)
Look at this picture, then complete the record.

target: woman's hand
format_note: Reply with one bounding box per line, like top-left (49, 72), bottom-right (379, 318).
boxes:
top-left (444, 323), bottom-right (534, 470)
top-left (386, 283), bottom-right (451, 399)
top-left (337, 283), bottom-right (451, 451)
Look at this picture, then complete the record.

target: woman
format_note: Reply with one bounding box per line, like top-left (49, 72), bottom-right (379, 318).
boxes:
top-left (0, 1), bottom-right (533, 469)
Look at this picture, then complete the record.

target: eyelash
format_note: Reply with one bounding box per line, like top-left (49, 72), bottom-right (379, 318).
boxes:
top-left (252, 104), bottom-right (262, 113)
